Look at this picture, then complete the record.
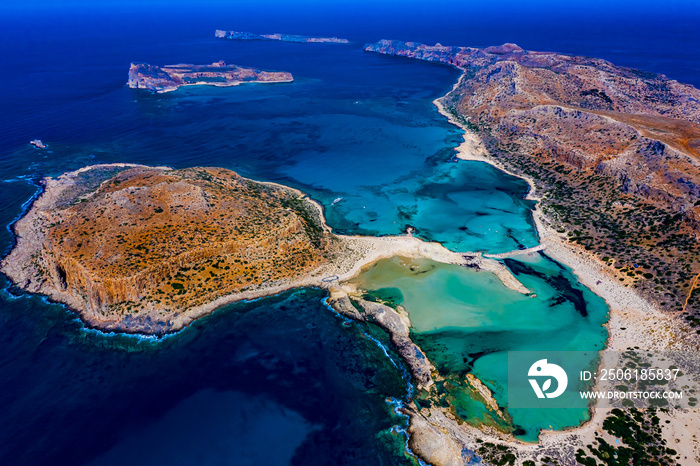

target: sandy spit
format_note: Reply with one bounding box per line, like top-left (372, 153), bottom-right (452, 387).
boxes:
top-left (405, 72), bottom-right (700, 465)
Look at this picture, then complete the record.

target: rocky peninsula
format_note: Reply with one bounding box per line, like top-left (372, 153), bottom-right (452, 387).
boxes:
top-left (127, 61), bottom-right (293, 93)
top-left (1, 164), bottom-right (524, 351)
top-left (364, 39), bottom-right (700, 465)
top-left (365, 39), bottom-right (700, 327)
top-left (215, 29), bottom-right (349, 43)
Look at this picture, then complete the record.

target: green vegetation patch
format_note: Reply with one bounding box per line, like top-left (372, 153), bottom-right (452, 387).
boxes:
top-left (576, 408), bottom-right (680, 465)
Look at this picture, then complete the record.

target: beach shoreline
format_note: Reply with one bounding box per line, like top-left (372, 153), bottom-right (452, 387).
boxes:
top-left (3, 69), bottom-right (696, 463)
top-left (407, 69), bottom-right (700, 464)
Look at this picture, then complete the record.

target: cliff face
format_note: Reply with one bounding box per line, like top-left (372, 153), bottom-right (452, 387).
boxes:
top-left (127, 61), bottom-right (293, 93)
top-left (2, 165), bottom-right (333, 333)
top-left (366, 40), bottom-right (700, 319)
top-left (215, 29), bottom-right (349, 43)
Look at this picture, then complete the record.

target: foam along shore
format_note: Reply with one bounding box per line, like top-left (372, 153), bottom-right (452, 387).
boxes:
top-left (388, 60), bottom-right (700, 466)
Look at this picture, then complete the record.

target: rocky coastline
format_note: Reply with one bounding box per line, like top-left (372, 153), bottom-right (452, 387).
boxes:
top-left (364, 39), bottom-right (700, 223)
top-left (215, 29), bottom-right (349, 43)
top-left (1, 164), bottom-right (526, 336)
top-left (364, 39), bottom-right (700, 465)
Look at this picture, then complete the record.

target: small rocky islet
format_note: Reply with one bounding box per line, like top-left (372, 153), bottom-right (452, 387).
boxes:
top-left (127, 61), bottom-right (293, 93)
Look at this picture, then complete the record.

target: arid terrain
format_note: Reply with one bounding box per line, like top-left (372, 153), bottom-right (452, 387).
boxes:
top-left (127, 61), bottom-right (293, 93)
top-left (2, 165), bottom-right (334, 332)
top-left (366, 39), bottom-right (700, 327)
top-left (2, 164), bottom-right (522, 338)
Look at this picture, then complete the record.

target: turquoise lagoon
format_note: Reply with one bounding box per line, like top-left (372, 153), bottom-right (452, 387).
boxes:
top-left (351, 253), bottom-right (609, 440)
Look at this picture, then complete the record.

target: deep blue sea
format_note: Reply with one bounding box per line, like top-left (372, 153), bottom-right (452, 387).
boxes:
top-left (1, 2), bottom-right (699, 464)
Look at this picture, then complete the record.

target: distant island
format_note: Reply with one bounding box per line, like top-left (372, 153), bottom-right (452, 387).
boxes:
top-left (215, 29), bottom-right (349, 44)
top-left (127, 61), bottom-right (293, 93)
top-left (365, 39), bottom-right (700, 321)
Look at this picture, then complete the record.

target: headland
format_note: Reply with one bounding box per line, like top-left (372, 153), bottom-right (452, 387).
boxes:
top-left (1, 163), bottom-right (525, 340)
top-left (364, 39), bottom-right (700, 465)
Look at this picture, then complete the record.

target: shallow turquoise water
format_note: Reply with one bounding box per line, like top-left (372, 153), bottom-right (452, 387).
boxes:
top-left (327, 158), bottom-right (538, 253)
top-left (352, 254), bottom-right (609, 440)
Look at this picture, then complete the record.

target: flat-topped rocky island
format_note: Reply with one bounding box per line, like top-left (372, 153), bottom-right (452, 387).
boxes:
top-left (127, 61), bottom-right (293, 93)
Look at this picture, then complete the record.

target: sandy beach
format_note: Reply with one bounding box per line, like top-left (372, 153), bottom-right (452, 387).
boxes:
top-left (411, 73), bottom-right (700, 465)
top-left (171, 231), bottom-right (531, 333)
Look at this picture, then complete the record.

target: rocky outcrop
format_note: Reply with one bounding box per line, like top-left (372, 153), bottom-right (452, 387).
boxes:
top-left (327, 288), bottom-right (434, 389)
top-left (355, 298), bottom-right (434, 389)
top-left (465, 374), bottom-right (504, 419)
top-left (405, 411), bottom-right (468, 466)
top-left (127, 61), bottom-right (293, 93)
top-left (215, 30), bottom-right (349, 44)
top-left (1, 164), bottom-right (333, 333)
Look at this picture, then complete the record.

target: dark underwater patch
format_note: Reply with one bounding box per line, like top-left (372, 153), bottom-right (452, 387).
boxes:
top-left (503, 258), bottom-right (588, 317)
